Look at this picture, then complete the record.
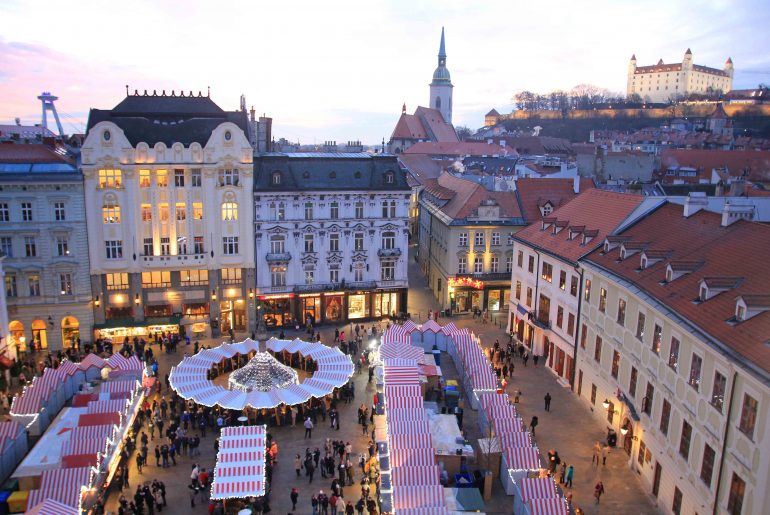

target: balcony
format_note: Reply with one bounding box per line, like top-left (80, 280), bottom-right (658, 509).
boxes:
top-left (377, 248), bottom-right (402, 258)
top-left (141, 253), bottom-right (207, 267)
top-left (455, 272), bottom-right (511, 282)
top-left (531, 312), bottom-right (551, 329)
top-left (266, 252), bottom-right (292, 262)
top-left (294, 281), bottom-right (377, 294)
top-left (378, 279), bottom-right (408, 289)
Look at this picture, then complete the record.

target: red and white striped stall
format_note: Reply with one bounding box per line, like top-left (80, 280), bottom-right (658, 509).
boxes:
top-left (210, 425), bottom-right (267, 500)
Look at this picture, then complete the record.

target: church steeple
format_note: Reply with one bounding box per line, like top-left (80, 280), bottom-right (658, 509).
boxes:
top-left (429, 27), bottom-right (453, 124)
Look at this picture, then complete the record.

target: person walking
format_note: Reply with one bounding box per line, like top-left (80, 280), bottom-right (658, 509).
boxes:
top-left (592, 441), bottom-right (601, 466)
top-left (559, 462), bottom-right (567, 484)
top-left (565, 465), bottom-right (574, 488)
top-left (523, 350), bottom-right (529, 366)
top-left (594, 481), bottom-right (605, 504)
top-left (304, 417), bottom-right (314, 439)
top-left (529, 415), bottom-right (538, 436)
top-left (290, 487), bottom-right (299, 511)
top-left (602, 444), bottom-right (609, 465)
top-left (544, 392), bottom-right (552, 412)
top-left (295, 454), bottom-right (302, 477)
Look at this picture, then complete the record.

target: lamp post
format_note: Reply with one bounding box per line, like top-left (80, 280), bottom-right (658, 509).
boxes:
top-left (255, 304), bottom-right (268, 352)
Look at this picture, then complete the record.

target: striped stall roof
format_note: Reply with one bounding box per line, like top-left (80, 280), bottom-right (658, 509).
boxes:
top-left (519, 477), bottom-right (558, 502)
top-left (420, 320), bottom-right (442, 333)
top-left (390, 447), bottom-right (436, 468)
top-left (86, 399), bottom-right (129, 414)
top-left (504, 446), bottom-right (542, 470)
top-left (100, 380), bottom-right (138, 393)
top-left (62, 438), bottom-right (106, 457)
top-left (529, 497), bottom-right (569, 515)
top-left (70, 424), bottom-right (114, 442)
top-left (25, 499), bottom-right (79, 515)
top-left (390, 464), bottom-right (440, 486)
top-left (392, 485), bottom-right (445, 509)
top-left (210, 425), bottom-right (266, 500)
top-left (77, 354), bottom-right (106, 370)
top-left (26, 467), bottom-right (92, 509)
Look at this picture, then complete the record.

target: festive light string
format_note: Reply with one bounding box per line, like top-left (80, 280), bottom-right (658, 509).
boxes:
top-left (228, 352), bottom-right (299, 392)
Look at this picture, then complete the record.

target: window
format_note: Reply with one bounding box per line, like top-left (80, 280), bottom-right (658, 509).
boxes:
top-left (580, 324), bottom-right (587, 348)
top-left (652, 324), bottom-right (662, 354)
top-left (712, 371), bottom-right (726, 412)
top-left (4, 275), bottom-right (16, 297)
top-left (141, 204), bottom-right (152, 222)
top-left (590, 384), bottom-right (597, 406)
top-left (98, 169), bottom-right (122, 188)
top-left (305, 270), bottom-right (315, 285)
top-left (27, 273), bottom-right (40, 296)
top-left (180, 269), bottom-right (208, 286)
top-left (727, 473), bottom-right (745, 515)
top-left (584, 278), bottom-right (591, 302)
top-left (701, 444), bottom-right (715, 486)
top-left (594, 336), bottom-right (602, 363)
top-left (636, 312), bottom-right (646, 340)
top-left (329, 233), bottom-right (340, 252)
top-left (143, 237), bottom-right (153, 256)
top-left (679, 420), bottom-right (692, 461)
top-left (141, 271), bottom-right (171, 288)
top-left (672, 487), bottom-right (683, 515)
top-left (159, 203), bottom-right (169, 222)
top-left (103, 200), bottom-right (121, 224)
top-left (221, 202), bottom-right (238, 221)
top-left (354, 267), bottom-right (364, 282)
top-left (304, 234), bottom-right (315, 253)
top-left (570, 276), bottom-right (578, 296)
top-left (637, 440), bottom-right (646, 466)
top-left (517, 250), bottom-right (523, 267)
top-left (385, 171), bottom-right (394, 184)
top-left (556, 306), bottom-right (564, 328)
top-left (559, 270), bottom-right (566, 290)
top-left (355, 201), bottom-right (364, 219)
top-left (218, 168), bottom-right (239, 186)
top-left (688, 353), bottom-right (702, 390)
top-left (458, 233), bottom-right (468, 247)
top-left (491, 232), bottom-right (500, 246)
top-left (330, 268), bottom-right (340, 283)
top-left (176, 203), bottom-right (187, 221)
top-left (330, 202), bottom-right (339, 219)
top-left (668, 337), bottom-right (680, 370)
top-left (24, 236), bottom-right (36, 257)
top-left (270, 235), bottom-right (285, 253)
top-left (506, 255), bottom-right (513, 273)
top-left (59, 273), bottom-right (73, 295)
top-left (194, 236), bottom-right (204, 255)
top-left (474, 232), bottom-right (485, 247)
top-left (354, 232), bottom-right (364, 251)
top-left (381, 200), bottom-right (396, 218)
top-left (271, 171), bottom-right (282, 185)
top-left (526, 287), bottom-right (532, 306)
top-left (192, 202), bottom-right (203, 220)
top-left (156, 170), bottom-right (168, 188)
top-left (223, 236), bottom-right (239, 255)
top-left (541, 262), bottom-right (553, 282)
top-left (106, 273), bottom-right (129, 290)
top-left (304, 202), bottom-right (314, 220)
top-left (473, 257), bottom-right (483, 273)
top-left (490, 256), bottom-right (499, 273)
top-left (659, 399), bottom-right (671, 435)
top-left (105, 240), bottom-right (123, 259)
top-left (528, 255), bottom-right (534, 273)
top-left (54, 202), bottom-right (65, 221)
top-left (269, 202), bottom-right (286, 221)
top-left (643, 382), bottom-right (654, 416)
top-left (160, 237), bottom-right (170, 256)
top-left (739, 394), bottom-right (758, 439)
top-left (610, 351), bottom-right (621, 379)
top-left (381, 231), bottom-right (395, 250)
top-left (139, 169), bottom-right (150, 187)
top-left (381, 260), bottom-right (395, 281)
top-left (191, 169), bottom-right (202, 187)
top-left (736, 305), bottom-right (745, 322)
top-left (221, 268), bottom-right (241, 285)
top-left (629, 366), bottom-right (638, 397)
top-left (174, 169), bottom-right (185, 187)
top-left (458, 257), bottom-right (467, 274)
top-left (21, 202), bottom-right (32, 221)
top-left (515, 281), bottom-right (521, 300)
top-left (0, 203), bottom-right (9, 221)
top-left (56, 236), bottom-right (69, 256)
top-left (617, 299), bottom-right (626, 326)
top-left (599, 287), bottom-right (607, 312)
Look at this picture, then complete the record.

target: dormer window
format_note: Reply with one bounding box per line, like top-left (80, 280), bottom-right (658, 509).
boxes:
top-left (641, 256), bottom-right (648, 269)
top-left (385, 171), bottom-right (394, 184)
top-left (666, 268), bottom-right (673, 282)
top-left (620, 247), bottom-right (627, 260)
top-left (736, 305), bottom-right (746, 322)
top-left (699, 285), bottom-right (708, 302)
top-left (329, 171), bottom-right (336, 179)
top-left (541, 203), bottom-right (553, 216)
top-left (603, 241), bottom-right (610, 253)
top-left (271, 172), bottom-right (282, 185)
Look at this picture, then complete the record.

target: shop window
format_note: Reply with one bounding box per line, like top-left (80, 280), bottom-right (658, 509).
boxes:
top-left (106, 273), bottom-right (129, 290)
top-left (142, 271), bottom-right (171, 288)
top-left (180, 269), bottom-right (208, 286)
top-left (348, 294), bottom-right (367, 319)
top-left (222, 268), bottom-right (241, 285)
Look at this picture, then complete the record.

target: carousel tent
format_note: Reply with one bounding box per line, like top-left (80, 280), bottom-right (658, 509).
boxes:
top-left (169, 338), bottom-right (354, 410)
top-left (210, 425), bottom-right (266, 500)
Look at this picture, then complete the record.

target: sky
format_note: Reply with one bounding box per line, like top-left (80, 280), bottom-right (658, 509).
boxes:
top-left (1, 0), bottom-right (769, 144)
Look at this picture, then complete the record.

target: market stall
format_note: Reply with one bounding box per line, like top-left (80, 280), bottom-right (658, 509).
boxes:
top-left (0, 421), bottom-right (27, 485)
top-left (210, 425), bottom-right (266, 502)
top-left (501, 448), bottom-right (544, 495)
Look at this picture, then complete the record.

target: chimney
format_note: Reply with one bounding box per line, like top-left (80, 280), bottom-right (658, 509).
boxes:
top-left (721, 201), bottom-right (754, 227)
top-left (729, 178), bottom-right (747, 197)
top-left (683, 192), bottom-right (708, 217)
top-left (249, 106), bottom-right (256, 122)
top-left (573, 175), bottom-right (580, 194)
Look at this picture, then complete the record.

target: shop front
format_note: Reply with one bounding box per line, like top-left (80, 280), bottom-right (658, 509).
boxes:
top-left (299, 294), bottom-right (321, 327)
top-left (260, 294), bottom-right (295, 328)
top-left (93, 315), bottom-right (181, 341)
top-left (448, 276), bottom-right (510, 314)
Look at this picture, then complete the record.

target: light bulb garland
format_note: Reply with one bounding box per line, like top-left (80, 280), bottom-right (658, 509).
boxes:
top-left (228, 352), bottom-right (299, 392)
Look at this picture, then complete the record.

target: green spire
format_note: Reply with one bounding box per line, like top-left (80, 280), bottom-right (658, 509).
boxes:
top-left (439, 27), bottom-right (446, 59)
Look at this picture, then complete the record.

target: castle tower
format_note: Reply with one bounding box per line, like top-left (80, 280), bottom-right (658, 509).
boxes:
top-left (627, 54), bottom-right (637, 97)
top-left (429, 27), bottom-right (453, 124)
top-left (37, 91), bottom-right (64, 137)
top-left (724, 57), bottom-right (734, 78)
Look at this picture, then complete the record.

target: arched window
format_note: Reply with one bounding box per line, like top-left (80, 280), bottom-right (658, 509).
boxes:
top-left (271, 171), bottom-right (282, 185)
top-left (102, 195), bottom-right (120, 224)
top-left (221, 202), bottom-right (238, 221)
top-left (435, 97), bottom-right (441, 109)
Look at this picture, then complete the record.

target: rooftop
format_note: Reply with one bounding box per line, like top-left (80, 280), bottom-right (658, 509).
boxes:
top-left (423, 171), bottom-right (523, 222)
top-left (515, 177), bottom-right (595, 223)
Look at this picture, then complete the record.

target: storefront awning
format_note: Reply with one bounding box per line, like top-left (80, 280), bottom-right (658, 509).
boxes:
top-left (145, 316), bottom-right (181, 326)
top-left (93, 316), bottom-right (181, 330)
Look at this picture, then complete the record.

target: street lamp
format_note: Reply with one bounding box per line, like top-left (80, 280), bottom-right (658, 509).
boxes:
top-left (602, 398), bottom-right (610, 410)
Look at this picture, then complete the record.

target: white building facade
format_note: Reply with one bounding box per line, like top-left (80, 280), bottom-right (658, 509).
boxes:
top-left (0, 146), bottom-right (93, 352)
top-left (253, 153), bottom-right (409, 328)
top-left (81, 92), bottom-right (255, 340)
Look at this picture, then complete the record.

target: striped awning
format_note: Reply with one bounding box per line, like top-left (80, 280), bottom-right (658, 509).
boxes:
top-left (529, 497), bottom-right (569, 515)
top-left (519, 477), bottom-right (558, 502)
top-left (210, 425), bottom-right (266, 500)
top-left (26, 467), bottom-right (93, 509)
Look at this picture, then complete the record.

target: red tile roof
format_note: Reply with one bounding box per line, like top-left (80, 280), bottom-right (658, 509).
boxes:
top-left (659, 149), bottom-right (770, 182)
top-left (515, 178), bottom-right (595, 223)
top-left (0, 144), bottom-right (69, 163)
top-left (397, 154), bottom-right (450, 184)
top-left (414, 107), bottom-right (459, 143)
top-left (514, 189), bottom-right (646, 263)
top-left (404, 141), bottom-right (512, 157)
top-left (425, 172), bottom-right (522, 220)
top-left (391, 113), bottom-right (428, 140)
top-left (584, 203), bottom-right (770, 375)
